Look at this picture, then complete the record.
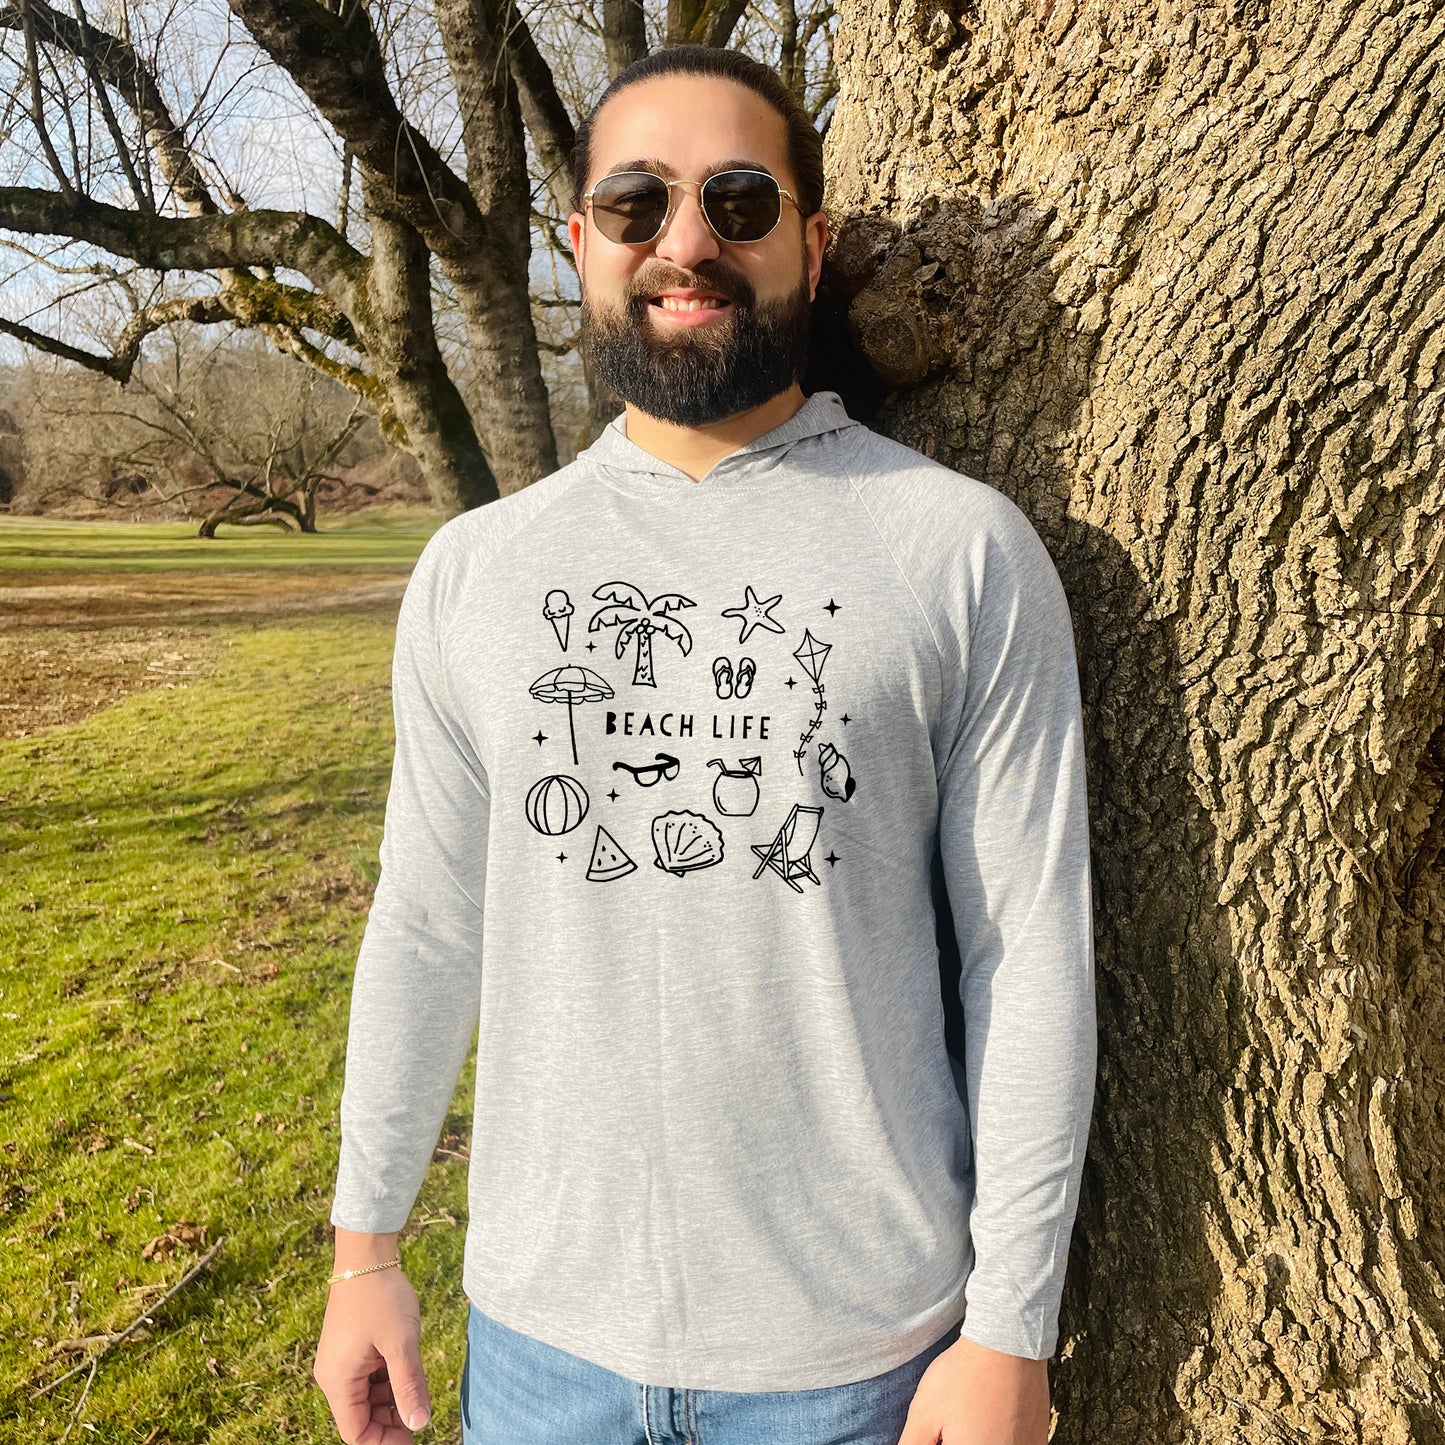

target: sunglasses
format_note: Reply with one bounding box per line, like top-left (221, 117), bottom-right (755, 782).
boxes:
top-left (613, 752), bottom-right (682, 787)
top-left (583, 169), bottom-right (801, 246)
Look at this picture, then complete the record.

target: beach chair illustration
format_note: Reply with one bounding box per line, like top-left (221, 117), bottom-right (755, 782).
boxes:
top-left (751, 804), bottom-right (825, 892)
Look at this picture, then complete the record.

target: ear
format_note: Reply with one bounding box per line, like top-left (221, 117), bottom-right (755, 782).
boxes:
top-left (568, 211), bottom-right (587, 286)
top-left (804, 210), bottom-right (829, 301)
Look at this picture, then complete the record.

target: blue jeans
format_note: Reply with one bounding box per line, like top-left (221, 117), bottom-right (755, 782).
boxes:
top-left (459, 1302), bottom-right (962, 1445)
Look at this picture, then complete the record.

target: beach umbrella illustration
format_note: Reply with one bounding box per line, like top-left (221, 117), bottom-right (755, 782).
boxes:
top-left (529, 665), bottom-right (614, 766)
top-left (792, 629), bottom-right (832, 775)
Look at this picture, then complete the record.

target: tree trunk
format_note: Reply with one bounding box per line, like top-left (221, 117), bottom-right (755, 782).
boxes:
top-left (826, 2), bottom-right (1445, 1441)
top-left (359, 175), bottom-right (500, 515)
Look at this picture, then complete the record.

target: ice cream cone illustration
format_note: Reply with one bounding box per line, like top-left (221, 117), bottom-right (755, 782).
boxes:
top-left (543, 589), bottom-right (574, 651)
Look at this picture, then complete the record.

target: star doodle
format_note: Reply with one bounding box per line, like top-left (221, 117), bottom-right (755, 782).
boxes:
top-left (721, 585), bottom-right (785, 644)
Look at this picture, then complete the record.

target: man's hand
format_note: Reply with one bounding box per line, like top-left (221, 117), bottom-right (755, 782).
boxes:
top-left (897, 1334), bottom-right (1050, 1445)
top-left (314, 1251), bottom-right (431, 1444)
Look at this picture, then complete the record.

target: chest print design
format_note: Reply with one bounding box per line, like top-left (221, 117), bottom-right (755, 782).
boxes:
top-left (525, 774), bottom-right (589, 835)
top-left (711, 655), bottom-right (758, 698)
top-left (652, 810), bottom-right (725, 877)
top-left (525, 581), bottom-right (861, 890)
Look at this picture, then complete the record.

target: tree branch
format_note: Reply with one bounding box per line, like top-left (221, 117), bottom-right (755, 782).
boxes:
top-left (0, 186), bottom-right (368, 312)
top-left (602, 0), bottom-right (645, 78)
top-left (225, 0), bottom-right (496, 273)
top-left (503, 0), bottom-right (576, 217)
top-left (0, 0), bottom-right (217, 213)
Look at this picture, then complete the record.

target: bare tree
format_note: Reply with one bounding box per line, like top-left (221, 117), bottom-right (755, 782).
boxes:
top-left (0, 0), bottom-right (837, 515)
top-left (11, 331), bottom-right (380, 532)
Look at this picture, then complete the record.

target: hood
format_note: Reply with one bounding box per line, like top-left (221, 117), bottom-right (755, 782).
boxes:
top-left (578, 390), bottom-right (862, 493)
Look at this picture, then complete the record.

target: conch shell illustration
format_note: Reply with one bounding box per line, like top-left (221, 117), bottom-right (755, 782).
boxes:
top-left (818, 742), bottom-right (856, 802)
top-left (651, 810), bottom-right (725, 877)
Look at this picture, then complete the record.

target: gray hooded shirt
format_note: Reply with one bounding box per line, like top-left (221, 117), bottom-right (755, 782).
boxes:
top-left (330, 390), bottom-right (1097, 1390)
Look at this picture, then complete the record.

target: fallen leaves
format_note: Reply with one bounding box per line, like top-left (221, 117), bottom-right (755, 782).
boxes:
top-left (141, 1220), bottom-right (206, 1260)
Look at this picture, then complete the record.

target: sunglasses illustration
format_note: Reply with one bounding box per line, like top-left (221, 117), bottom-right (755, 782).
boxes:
top-left (612, 752), bottom-right (682, 787)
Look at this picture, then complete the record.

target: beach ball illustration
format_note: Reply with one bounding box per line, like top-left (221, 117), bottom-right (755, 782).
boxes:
top-left (525, 774), bottom-right (590, 835)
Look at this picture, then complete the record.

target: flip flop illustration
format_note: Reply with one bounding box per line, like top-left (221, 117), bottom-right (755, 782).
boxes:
top-left (713, 656), bottom-right (734, 699)
top-left (734, 656), bottom-right (756, 698)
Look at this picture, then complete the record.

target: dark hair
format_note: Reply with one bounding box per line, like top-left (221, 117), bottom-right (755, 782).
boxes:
top-left (570, 46), bottom-right (825, 218)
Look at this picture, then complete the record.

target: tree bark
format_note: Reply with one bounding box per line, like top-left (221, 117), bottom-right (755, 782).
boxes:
top-left (827, 1), bottom-right (1445, 1440)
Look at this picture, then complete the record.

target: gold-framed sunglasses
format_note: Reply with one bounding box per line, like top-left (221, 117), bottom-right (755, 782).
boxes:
top-left (583, 169), bottom-right (801, 246)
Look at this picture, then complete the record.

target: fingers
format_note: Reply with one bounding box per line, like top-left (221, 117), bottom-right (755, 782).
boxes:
top-left (384, 1341), bottom-right (433, 1432)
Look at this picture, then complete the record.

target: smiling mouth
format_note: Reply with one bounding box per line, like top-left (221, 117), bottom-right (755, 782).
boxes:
top-left (649, 296), bottom-right (732, 313)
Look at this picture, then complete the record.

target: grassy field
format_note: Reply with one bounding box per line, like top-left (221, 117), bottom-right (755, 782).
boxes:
top-left (0, 511), bottom-right (480, 1443)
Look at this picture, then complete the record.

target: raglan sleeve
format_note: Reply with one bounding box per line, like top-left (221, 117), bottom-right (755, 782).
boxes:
top-left (935, 498), bottom-right (1097, 1361)
top-left (330, 525), bottom-right (491, 1233)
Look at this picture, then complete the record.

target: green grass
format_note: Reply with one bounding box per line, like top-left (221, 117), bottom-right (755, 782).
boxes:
top-left (0, 591), bottom-right (474, 1440)
top-left (0, 507), bottom-right (442, 573)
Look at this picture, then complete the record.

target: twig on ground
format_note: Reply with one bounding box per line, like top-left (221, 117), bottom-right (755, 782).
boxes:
top-left (32, 1235), bottom-right (227, 1409)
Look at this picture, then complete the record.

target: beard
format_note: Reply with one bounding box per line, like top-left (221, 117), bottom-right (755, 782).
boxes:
top-left (580, 258), bottom-right (813, 428)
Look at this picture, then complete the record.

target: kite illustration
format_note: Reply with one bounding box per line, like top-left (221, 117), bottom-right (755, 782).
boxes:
top-left (791, 629), bottom-right (832, 775)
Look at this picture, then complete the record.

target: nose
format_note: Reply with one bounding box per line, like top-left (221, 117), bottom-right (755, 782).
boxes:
top-left (651, 180), bottom-right (721, 269)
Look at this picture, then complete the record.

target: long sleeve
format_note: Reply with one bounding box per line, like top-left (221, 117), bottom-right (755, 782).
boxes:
top-left (937, 506), bottom-right (1097, 1360)
top-left (330, 530), bottom-right (491, 1233)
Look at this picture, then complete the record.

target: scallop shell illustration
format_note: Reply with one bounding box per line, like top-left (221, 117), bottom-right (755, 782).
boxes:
top-left (651, 809), bottom-right (725, 877)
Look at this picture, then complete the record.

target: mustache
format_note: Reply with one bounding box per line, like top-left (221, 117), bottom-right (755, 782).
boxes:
top-left (626, 264), bottom-right (756, 309)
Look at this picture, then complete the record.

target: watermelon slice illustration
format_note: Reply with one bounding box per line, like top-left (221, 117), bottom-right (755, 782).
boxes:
top-left (586, 825), bottom-right (637, 882)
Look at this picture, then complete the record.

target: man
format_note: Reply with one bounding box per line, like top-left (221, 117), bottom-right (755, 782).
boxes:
top-left (315, 44), bottom-right (1096, 1445)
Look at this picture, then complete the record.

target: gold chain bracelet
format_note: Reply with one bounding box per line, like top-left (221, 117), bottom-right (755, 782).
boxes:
top-left (328, 1257), bottom-right (401, 1285)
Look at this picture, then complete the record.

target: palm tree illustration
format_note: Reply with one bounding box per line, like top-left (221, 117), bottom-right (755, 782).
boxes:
top-left (588, 581), bottom-right (696, 687)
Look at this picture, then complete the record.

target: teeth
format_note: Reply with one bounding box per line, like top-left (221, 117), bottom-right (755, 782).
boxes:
top-left (658, 297), bottom-right (725, 311)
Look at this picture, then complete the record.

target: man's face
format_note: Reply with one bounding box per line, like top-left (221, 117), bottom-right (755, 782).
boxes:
top-left (567, 74), bottom-right (829, 427)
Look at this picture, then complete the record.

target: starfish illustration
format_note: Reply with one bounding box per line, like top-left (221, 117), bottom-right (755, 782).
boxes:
top-left (721, 584), bottom-right (785, 644)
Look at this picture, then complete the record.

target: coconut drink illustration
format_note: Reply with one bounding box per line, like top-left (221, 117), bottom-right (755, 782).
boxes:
top-left (707, 756), bottom-right (762, 816)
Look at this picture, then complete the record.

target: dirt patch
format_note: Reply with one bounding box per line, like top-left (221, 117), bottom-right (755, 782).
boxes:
top-left (0, 628), bottom-right (223, 739)
top-left (0, 567), bottom-right (408, 737)
top-left (0, 569), bottom-right (408, 632)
